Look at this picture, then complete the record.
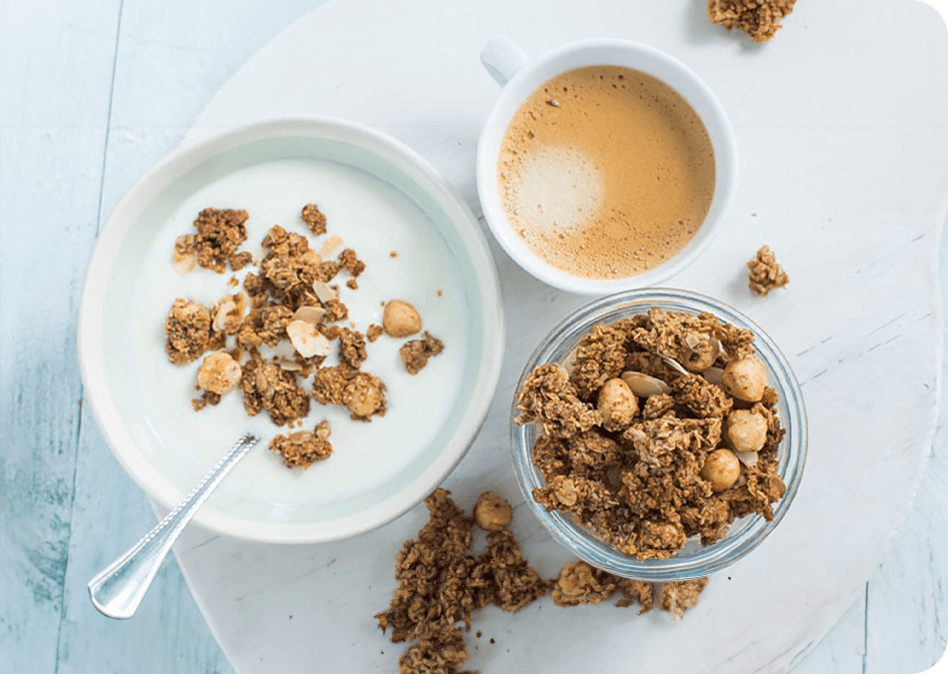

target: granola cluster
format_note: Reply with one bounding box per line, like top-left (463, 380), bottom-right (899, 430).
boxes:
top-left (163, 203), bottom-right (445, 468)
top-left (517, 308), bottom-right (787, 561)
top-left (269, 420), bottom-right (333, 469)
top-left (747, 245), bottom-right (789, 296)
top-left (173, 208), bottom-right (250, 274)
top-left (375, 490), bottom-right (548, 674)
top-left (377, 490), bottom-right (711, 673)
top-left (707, 0), bottom-right (797, 43)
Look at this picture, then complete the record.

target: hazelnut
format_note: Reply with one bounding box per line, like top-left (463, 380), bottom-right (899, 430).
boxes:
top-left (726, 409), bottom-right (768, 452)
top-left (682, 332), bottom-right (718, 372)
top-left (474, 492), bottom-right (512, 531)
top-left (196, 352), bottom-right (242, 395)
top-left (721, 356), bottom-right (767, 402)
top-left (383, 300), bottom-right (422, 338)
top-left (342, 373), bottom-right (386, 419)
top-left (597, 378), bottom-right (638, 431)
top-left (700, 449), bottom-right (741, 492)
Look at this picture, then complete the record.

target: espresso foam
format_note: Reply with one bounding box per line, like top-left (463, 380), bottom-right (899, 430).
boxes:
top-left (506, 147), bottom-right (603, 238)
top-left (497, 66), bottom-right (716, 280)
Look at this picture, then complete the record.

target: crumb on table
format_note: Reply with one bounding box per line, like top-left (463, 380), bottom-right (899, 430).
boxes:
top-left (659, 578), bottom-right (709, 621)
top-left (707, 0), bottom-right (797, 42)
top-left (747, 245), bottom-right (789, 296)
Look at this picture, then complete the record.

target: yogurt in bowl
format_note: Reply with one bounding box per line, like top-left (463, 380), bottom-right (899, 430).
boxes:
top-left (78, 118), bottom-right (503, 543)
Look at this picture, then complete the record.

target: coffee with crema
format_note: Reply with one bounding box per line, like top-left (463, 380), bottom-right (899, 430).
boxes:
top-left (497, 65), bottom-right (716, 280)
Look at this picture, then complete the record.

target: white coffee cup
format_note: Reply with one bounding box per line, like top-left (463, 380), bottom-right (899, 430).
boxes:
top-left (476, 36), bottom-right (738, 294)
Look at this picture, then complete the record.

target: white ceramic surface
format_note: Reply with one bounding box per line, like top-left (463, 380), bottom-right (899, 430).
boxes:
top-left (78, 118), bottom-right (504, 543)
top-left (164, 1), bottom-right (947, 673)
top-left (476, 36), bottom-right (738, 294)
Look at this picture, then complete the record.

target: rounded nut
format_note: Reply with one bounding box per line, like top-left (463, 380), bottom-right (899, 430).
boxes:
top-left (700, 449), bottom-right (741, 492)
top-left (726, 409), bottom-right (768, 452)
top-left (342, 373), bottom-right (386, 419)
top-left (196, 352), bottom-right (242, 395)
top-left (474, 492), bottom-right (512, 531)
top-left (721, 356), bottom-right (767, 402)
top-left (682, 332), bottom-right (718, 372)
top-left (383, 300), bottom-right (422, 338)
top-left (597, 378), bottom-right (638, 431)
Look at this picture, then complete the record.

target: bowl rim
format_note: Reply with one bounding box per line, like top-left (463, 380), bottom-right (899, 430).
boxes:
top-left (476, 37), bottom-right (739, 295)
top-left (510, 287), bottom-right (808, 580)
top-left (77, 116), bottom-right (505, 544)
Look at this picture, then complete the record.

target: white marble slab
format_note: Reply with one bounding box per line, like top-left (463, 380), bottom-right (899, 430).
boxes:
top-left (163, 1), bottom-right (948, 672)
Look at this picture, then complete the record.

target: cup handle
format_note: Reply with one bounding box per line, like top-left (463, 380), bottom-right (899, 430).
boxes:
top-left (480, 35), bottom-right (529, 87)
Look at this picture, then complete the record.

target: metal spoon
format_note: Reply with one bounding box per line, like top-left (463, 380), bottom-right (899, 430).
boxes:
top-left (88, 433), bottom-right (261, 619)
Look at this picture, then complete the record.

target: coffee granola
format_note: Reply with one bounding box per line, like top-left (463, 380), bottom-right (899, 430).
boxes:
top-left (747, 245), bottom-right (789, 296)
top-left (174, 208), bottom-right (250, 274)
top-left (659, 578), bottom-right (709, 621)
top-left (165, 299), bottom-right (218, 365)
top-left (707, 0), bottom-right (797, 42)
top-left (269, 420), bottom-right (333, 469)
top-left (550, 560), bottom-right (654, 614)
top-left (301, 203), bottom-right (328, 236)
top-left (376, 490), bottom-right (547, 674)
top-left (400, 331), bottom-right (445, 375)
top-left (517, 308), bottom-right (787, 561)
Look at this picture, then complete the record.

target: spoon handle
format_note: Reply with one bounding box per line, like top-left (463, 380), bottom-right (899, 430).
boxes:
top-left (88, 432), bottom-right (261, 619)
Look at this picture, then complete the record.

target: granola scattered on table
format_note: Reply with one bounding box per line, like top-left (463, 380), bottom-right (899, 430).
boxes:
top-left (707, 0), bottom-right (797, 43)
top-left (747, 245), bottom-right (789, 296)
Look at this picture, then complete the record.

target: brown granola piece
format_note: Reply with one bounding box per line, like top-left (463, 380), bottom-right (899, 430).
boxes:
top-left (323, 298), bottom-right (349, 323)
top-left (346, 279), bottom-right (358, 290)
top-left (269, 421), bottom-right (333, 469)
top-left (399, 331), bottom-right (444, 375)
top-left (229, 251), bottom-right (253, 272)
top-left (338, 248), bottom-right (365, 278)
top-left (659, 577), bottom-right (709, 620)
top-left (191, 390), bottom-right (221, 412)
top-left (642, 393), bottom-right (676, 420)
top-left (301, 203), bottom-right (328, 236)
top-left (671, 373), bottom-right (733, 419)
top-left (570, 323), bottom-right (630, 399)
top-left (623, 417), bottom-right (721, 469)
top-left (312, 365), bottom-right (356, 406)
top-left (397, 625), bottom-right (470, 674)
top-left (551, 561), bottom-right (616, 607)
top-left (192, 208), bottom-right (249, 273)
top-left (477, 529), bottom-right (549, 613)
top-left (337, 327), bottom-right (367, 369)
top-left (237, 304), bottom-right (293, 348)
top-left (165, 299), bottom-right (213, 364)
top-left (707, 0), bottom-right (796, 43)
top-left (747, 245), bottom-right (789, 296)
top-left (240, 350), bottom-right (311, 426)
top-left (516, 364), bottom-right (601, 439)
top-left (615, 578), bottom-right (654, 613)
top-left (367, 324), bottom-right (384, 342)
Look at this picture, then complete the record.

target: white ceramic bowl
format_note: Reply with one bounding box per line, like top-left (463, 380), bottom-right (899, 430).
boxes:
top-left (477, 37), bottom-right (739, 295)
top-left (78, 118), bottom-right (504, 543)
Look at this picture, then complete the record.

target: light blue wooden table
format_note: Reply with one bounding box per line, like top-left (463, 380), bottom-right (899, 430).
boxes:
top-left (1, 1), bottom-right (946, 672)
